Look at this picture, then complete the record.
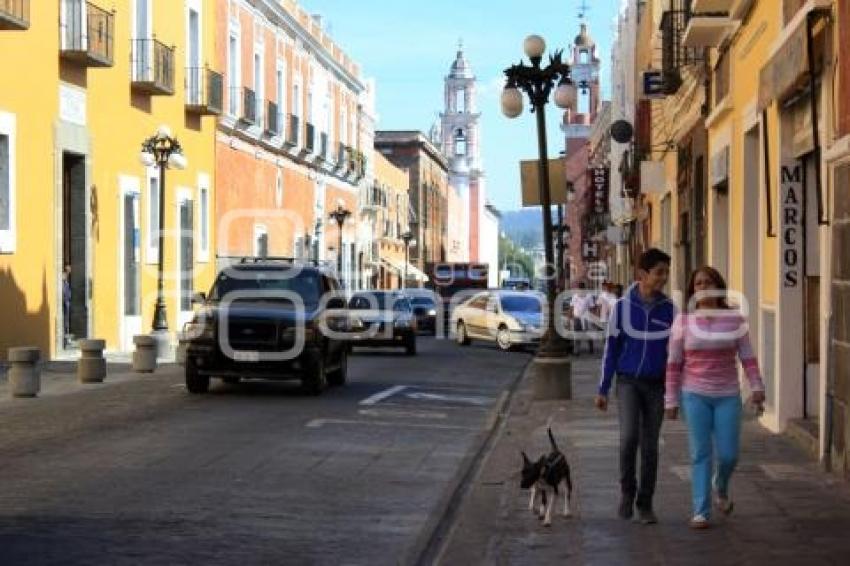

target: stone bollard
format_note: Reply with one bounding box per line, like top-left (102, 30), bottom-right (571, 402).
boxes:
top-left (77, 339), bottom-right (107, 383)
top-left (8, 347), bottom-right (41, 398)
top-left (175, 331), bottom-right (189, 366)
top-left (132, 335), bottom-right (157, 373)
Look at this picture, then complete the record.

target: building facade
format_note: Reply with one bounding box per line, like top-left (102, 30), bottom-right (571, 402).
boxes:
top-left (0, 0), bottom-right (219, 359)
top-left (214, 0), bottom-right (368, 290)
top-left (374, 131), bottom-right (448, 285)
top-left (370, 151), bottom-right (412, 289)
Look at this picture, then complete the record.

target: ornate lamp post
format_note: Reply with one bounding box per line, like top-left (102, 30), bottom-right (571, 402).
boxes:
top-left (502, 34), bottom-right (576, 359)
top-left (139, 125), bottom-right (187, 354)
top-left (329, 200), bottom-right (351, 283)
top-left (400, 231), bottom-right (416, 289)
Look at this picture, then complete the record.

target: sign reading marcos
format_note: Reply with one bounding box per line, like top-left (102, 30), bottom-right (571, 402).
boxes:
top-left (780, 160), bottom-right (803, 288)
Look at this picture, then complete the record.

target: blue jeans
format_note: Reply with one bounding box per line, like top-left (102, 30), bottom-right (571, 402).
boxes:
top-left (681, 391), bottom-right (742, 518)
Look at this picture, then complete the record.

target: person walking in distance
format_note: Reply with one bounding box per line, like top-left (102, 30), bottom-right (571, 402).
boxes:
top-left (595, 248), bottom-right (675, 524)
top-left (665, 266), bottom-right (765, 529)
top-left (62, 264), bottom-right (72, 347)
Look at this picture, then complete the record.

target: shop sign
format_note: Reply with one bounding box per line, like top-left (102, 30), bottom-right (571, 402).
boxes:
top-left (591, 167), bottom-right (609, 215)
top-left (780, 159), bottom-right (804, 288)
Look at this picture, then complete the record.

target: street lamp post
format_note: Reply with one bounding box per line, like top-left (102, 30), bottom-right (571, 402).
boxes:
top-left (139, 125), bottom-right (187, 356)
top-left (502, 34), bottom-right (576, 359)
top-left (329, 200), bottom-right (351, 284)
top-left (400, 231), bottom-right (414, 290)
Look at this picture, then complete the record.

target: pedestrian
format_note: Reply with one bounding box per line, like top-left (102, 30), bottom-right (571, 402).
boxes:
top-left (664, 266), bottom-right (765, 530)
top-left (570, 282), bottom-right (594, 354)
top-left (595, 248), bottom-right (675, 524)
top-left (598, 281), bottom-right (618, 322)
top-left (62, 264), bottom-right (72, 347)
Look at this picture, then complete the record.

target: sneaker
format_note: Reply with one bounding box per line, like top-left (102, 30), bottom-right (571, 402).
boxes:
top-left (689, 514), bottom-right (710, 529)
top-left (618, 495), bottom-right (634, 520)
top-left (714, 495), bottom-right (734, 516)
top-left (636, 507), bottom-right (658, 525)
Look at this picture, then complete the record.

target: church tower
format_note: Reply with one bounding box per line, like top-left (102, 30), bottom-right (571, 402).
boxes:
top-left (441, 42), bottom-right (485, 262)
top-left (561, 22), bottom-right (601, 153)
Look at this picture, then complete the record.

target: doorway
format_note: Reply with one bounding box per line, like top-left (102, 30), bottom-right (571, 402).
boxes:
top-left (178, 194), bottom-right (194, 329)
top-left (743, 126), bottom-right (761, 348)
top-left (120, 178), bottom-right (142, 350)
top-left (62, 152), bottom-right (88, 347)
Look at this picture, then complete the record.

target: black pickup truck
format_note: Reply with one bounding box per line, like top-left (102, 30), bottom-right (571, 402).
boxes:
top-left (182, 259), bottom-right (349, 395)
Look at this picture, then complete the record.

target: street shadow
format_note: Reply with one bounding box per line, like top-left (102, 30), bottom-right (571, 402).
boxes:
top-left (130, 91), bottom-right (152, 114)
top-left (205, 378), bottom-right (329, 398)
top-left (184, 112), bottom-right (201, 132)
top-left (0, 266), bottom-right (51, 361)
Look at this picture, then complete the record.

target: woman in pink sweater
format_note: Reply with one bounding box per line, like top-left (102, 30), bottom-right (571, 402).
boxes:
top-left (665, 267), bottom-right (765, 529)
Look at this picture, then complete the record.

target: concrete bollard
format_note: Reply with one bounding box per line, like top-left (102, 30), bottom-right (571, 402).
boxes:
top-left (8, 347), bottom-right (41, 398)
top-left (175, 331), bottom-right (189, 366)
top-left (77, 339), bottom-right (107, 383)
top-left (132, 335), bottom-right (157, 373)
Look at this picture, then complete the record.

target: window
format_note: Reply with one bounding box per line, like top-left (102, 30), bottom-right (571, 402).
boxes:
top-left (134, 0), bottom-right (150, 39)
top-left (187, 4), bottom-right (200, 69)
top-left (275, 168), bottom-right (283, 208)
top-left (198, 175), bottom-right (210, 263)
top-left (0, 112), bottom-right (15, 252)
top-left (132, 0), bottom-right (152, 81)
top-left (254, 51), bottom-right (263, 127)
top-left (340, 106), bottom-right (348, 146)
top-left (61, 0), bottom-right (86, 51)
top-left (456, 90), bottom-right (464, 113)
top-left (228, 32), bottom-right (240, 116)
top-left (326, 87), bottom-right (334, 146)
top-left (253, 224), bottom-right (269, 258)
top-left (276, 63), bottom-right (286, 117)
top-left (293, 81), bottom-right (301, 117)
top-left (307, 89), bottom-right (313, 123)
top-left (146, 167), bottom-right (160, 264)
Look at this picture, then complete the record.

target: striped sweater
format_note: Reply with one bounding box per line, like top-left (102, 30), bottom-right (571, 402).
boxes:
top-left (665, 311), bottom-right (764, 409)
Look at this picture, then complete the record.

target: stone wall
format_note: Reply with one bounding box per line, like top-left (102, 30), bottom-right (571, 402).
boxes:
top-left (831, 163), bottom-right (850, 476)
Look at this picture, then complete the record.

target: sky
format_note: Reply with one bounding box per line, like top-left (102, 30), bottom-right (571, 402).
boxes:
top-left (303, 0), bottom-right (621, 213)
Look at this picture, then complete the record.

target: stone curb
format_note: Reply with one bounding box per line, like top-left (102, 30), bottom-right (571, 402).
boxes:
top-left (405, 357), bottom-right (531, 566)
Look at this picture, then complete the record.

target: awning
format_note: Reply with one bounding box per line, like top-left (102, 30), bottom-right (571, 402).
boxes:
top-left (757, 0), bottom-right (832, 111)
top-left (381, 257), bottom-right (428, 282)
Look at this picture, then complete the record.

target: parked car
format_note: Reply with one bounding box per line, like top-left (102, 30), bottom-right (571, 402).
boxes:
top-left (452, 290), bottom-right (545, 351)
top-left (182, 258), bottom-right (349, 395)
top-left (346, 291), bottom-right (417, 355)
top-left (403, 288), bottom-right (439, 335)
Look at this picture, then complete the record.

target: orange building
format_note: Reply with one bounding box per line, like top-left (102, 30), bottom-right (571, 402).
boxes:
top-left (215, 0), bottom-right (368, 285)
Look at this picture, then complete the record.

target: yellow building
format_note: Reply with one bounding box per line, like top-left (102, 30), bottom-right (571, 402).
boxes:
top-left (0, 0), bottom-right (220, 360)
top-left (370, 152), bottom-right (411, 289)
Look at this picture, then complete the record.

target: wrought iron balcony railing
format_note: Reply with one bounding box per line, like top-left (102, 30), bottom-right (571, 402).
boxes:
top-left (185, 67), bottom-right (223, 115)
top-left (60, 1), bottom-right (113, 66)
top-left (285, 114), bottom-right (300, 146)
top-left (240, 87), bottom-right (256, 124)
top-left (305, 122), bottom-right (316, 153)
top-left (131, 38), bottom-right (175, 95)
top-left (0, 0), bottom-right (29, 30)
top-left (265, 101), bottom-right (281, 136)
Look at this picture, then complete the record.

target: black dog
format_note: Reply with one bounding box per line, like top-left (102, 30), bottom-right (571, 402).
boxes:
top-left (520, 427), bottom-right (573, 526)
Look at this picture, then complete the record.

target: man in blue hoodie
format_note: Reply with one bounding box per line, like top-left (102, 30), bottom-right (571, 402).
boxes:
top-left (595, 248), bottom-right (674, 524)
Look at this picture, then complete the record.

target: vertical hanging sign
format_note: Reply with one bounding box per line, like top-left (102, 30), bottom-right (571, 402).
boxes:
top-left (780, 159), bottom-right (803, 288)
top-left (591, 167), bottom-right (609, 215)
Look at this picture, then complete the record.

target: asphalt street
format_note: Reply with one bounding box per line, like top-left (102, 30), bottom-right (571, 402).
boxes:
top-left (0, 337), bottom-right (530, 566)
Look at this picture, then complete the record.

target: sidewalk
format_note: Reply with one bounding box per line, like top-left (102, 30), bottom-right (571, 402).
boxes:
top-left (436, 355), bottom-right (850, 566)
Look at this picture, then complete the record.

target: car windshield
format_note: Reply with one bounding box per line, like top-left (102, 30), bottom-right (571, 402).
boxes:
top-left (410, 297), bottom-right (435, 307)
top-left (500, 295), bottom-right (542, 314)
top-left (209, 269), bottom-right (321, 305)
top-left (349, 293), bottom-right (406, 311)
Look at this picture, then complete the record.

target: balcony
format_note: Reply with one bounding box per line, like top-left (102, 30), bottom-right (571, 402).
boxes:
top-left (239, 87), bottom-right (256, 124)
top-left (683, 15), bottom-right (737, 48)
top-left (334, 142), bottom-right (347, 170)
top-left (305, 122), bottom-right (316, 153)
top-left (360, 184), bottom-right (383, 212)
top-left (185, 67), bottom-right (223, 115)
top-left (60, 2), bottom-right (113, 67)
top-left (0, 0), bottom-right (29, 30)
top-left (265, 101), bottom-right (281, 136)
top-left (131, 38), bottom-right (175, 95)
top-left (660, 2), bottom-right (704, 94)
top-left (318, 132), bottom-right (329, 161)
top-left (285, 114), bottom-right (300, 147)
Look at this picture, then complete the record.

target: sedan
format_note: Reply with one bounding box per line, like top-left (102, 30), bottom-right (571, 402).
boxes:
top-left (452, 290), bottom-right (544, 351)
top-left (346, 291), bottom-right (417, 355)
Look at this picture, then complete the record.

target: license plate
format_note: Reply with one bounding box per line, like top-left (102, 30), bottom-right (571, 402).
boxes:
top-left (233, 351), bottom-right (260, 362)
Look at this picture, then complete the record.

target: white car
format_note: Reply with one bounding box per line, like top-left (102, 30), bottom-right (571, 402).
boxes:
top-left (452, 290), bottom-right (545, 351)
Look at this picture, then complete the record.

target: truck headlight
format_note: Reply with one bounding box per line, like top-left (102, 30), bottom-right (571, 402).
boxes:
top-left (427, 309), bottom-right (437, 316)
top-left (184, 321), bottom-right (214, 341)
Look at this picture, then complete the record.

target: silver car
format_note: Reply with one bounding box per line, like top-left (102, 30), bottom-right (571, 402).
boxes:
top-left (452, 290), bottom-right (545, 351)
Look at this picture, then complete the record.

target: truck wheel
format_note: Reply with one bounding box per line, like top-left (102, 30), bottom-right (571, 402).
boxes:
top-left (301, 351), bottom-right (327, 395)
top-left (185, 358), bottom-right (210, 394)
top-left (456, 321), bottom-right (471, 346)
top-left (327, 346), bottom-right (348, 386)
top-left (405, 332), bottom-right (417, 356)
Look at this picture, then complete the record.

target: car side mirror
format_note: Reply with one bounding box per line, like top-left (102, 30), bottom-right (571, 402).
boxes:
top-left (191, 292), bottom-right (207, 304)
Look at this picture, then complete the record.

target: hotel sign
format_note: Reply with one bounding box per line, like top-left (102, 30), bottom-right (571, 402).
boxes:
top-left (590, 167), bottom-right (609, 215)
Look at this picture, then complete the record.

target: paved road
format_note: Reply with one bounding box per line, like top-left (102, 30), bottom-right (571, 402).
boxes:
top-left (0, 337), bottom-right (529, 566)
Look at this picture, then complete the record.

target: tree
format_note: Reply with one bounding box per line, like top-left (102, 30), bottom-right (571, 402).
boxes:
top-left (498, 234), bottom-right (534, 281)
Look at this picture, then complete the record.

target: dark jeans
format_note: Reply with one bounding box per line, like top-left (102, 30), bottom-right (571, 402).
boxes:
top-left (617, 376), bottom-right (665, 510)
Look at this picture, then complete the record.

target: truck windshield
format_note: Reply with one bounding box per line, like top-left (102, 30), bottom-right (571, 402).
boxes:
top-left (209, 270), bottom-right (321, 306)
